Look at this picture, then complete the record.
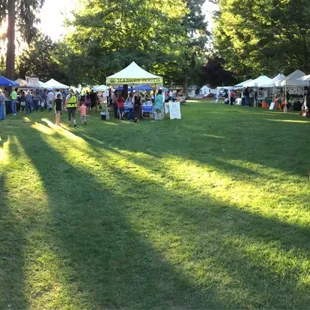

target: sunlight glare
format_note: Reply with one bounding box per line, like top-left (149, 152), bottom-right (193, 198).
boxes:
top-left (31, 122), bottom-right (55, 135)
top-left (0, 136), bottom-right (9, 162)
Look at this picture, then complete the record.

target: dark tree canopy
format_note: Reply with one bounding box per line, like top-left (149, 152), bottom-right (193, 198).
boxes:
top-left (213, 0), bottom-right (310, 77)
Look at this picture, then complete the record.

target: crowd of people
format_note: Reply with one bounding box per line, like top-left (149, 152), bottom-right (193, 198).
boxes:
top-left (0, 86), bottom-right (182, 124)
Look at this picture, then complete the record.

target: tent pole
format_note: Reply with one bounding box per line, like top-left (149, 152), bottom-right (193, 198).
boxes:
top-left (106, 79), bottom-right (109, 121)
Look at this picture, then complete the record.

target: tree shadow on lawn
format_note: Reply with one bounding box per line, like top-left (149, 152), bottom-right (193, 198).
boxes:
top-left (17, 128), bottom-right (233, 309)
top-left (24, 123), bottom-right (310, 308)
top-left (0, 137), bottom-right (28, 309)
top-left (95, 150), bottom-right (310, 308)
top-left (78, 106), bottom-right (310, 180)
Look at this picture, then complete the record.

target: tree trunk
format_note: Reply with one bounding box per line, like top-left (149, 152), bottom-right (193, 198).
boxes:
top-left (6, 0), bottom-right (16, 80)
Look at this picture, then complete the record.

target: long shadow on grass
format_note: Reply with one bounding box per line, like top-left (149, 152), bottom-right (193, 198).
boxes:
top-left (18, 127), bottom-right (232, 309)
top-left (38, 123), bottom-right (310, 307)
top-left (0, 138), bottom-right (28, 309)
top-left (77, 106), bottom-right (310, 180)
top-left (94, 149), bottom-right (310, 308)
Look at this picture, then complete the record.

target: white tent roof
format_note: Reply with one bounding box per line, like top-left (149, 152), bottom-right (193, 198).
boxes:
top-left (92, 84), bottom-right (107, 91)
top-left (297, 74), bottom-right (310, 83)
top-left (106, 62), bottom-right (163, 85)
top-left (45, 78), bottom-right (69, 89)
top-left (15, 78), bottom-right (28, 87)
top-left (243, 75), bottom-right (272, 88)
top-left (235, 79), bottom-right (253, 88)
top-left (261, 74), bottom-right (285, 88)
top-left (15, 78), bottom-right (51, 89)
top-left (280, 69), bottom-right (307, 87)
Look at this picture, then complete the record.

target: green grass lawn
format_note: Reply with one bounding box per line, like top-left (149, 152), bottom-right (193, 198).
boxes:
top-left (1, 101), bottom-right (310, 309)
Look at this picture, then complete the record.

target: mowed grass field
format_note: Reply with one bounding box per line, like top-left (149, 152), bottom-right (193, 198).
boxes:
top-left (1, 100), bottom-right (310, 309)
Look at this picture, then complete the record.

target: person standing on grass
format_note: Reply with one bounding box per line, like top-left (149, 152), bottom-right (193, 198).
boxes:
top-left (48, 89), bottom-right (55, 110)
top-left (0, 90), bottom-right (6, 120)
top-left (133, 91), bottom-right (142, 123)
top-left (66, 89), bottom-right (77, 127)
top-left (25, 90), bottom-right (33, 114)
top-left (10, 87), bottom-right (18, 116)
top-left (90, 90), bottom-right (97, 112)
top-left (80, 101), bottom-right (87, 125)
top-left (85, 91), bottom-right (91, 114)
top-left (126, 92), bottom-right (134, 120)
top-left (55, 94), bottom-right (63, 126)
top-left (116, 93), bottom-right (125, 120)
top-left (111, 91), bottom-right (118, 118)
top-left (154, 89), bottom-right (164, 120)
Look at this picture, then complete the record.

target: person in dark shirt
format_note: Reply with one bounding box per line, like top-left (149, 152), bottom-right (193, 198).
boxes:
top-left (55, 94), bottom-right (63, 126)
top-left (133, 91), bottom-right (142, 123)
top-left (90, 90), bottom-right (97, 112)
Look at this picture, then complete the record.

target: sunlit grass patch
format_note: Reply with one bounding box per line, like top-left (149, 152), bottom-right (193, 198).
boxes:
top-left (1, 102), bottom-right (310, 309)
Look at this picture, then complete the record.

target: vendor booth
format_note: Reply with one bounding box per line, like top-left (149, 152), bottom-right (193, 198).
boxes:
top-left (0, 76), bottom-right (19, 87)
top-left (44, 78), bottom-right (69, 90)
top-left (0, 77), bottom-right (19, 115)
top-left (106, 62), bottom-right (168, 120)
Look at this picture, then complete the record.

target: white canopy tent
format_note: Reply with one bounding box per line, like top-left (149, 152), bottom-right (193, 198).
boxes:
top-left (260, 74), bottom-right (285, 88)
top-left (92, 85), bottom-right (107, 92)
top-left (243, 75), bottom-right (272, 88)
top-left (279, 70), bottom-right (307, 87)
top-left (106, 62), bottom-right (163, 85)
top-left (234, 79), bottom-right (253, 88)
top-left (44, 78), bottom-right (69, 89)
top-left (15, 78), bottom-right (51, 89)
top-left (297, 74), bottom-right (310, 84)
top-left (15, 78), bottom-right (28, 87)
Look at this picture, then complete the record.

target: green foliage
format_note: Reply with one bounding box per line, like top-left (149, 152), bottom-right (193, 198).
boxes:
top-left (214, 0), bottom-right (310, 77)
top-left (200, 55), bottom-right (237, 87)
top-left (63, 0), bottom-right (209, 87)
top-left (16, 33), bottom-right (68, 82)
top-left (64, 0), bottom-right (187, 84)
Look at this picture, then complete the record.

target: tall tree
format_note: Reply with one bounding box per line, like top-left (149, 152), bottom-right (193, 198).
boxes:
top-left (16, 33), bottom-right (68, 83)
top-left (178, 0), bottom-right (209, 94)
top-left (4, 0), bottom-right (44, 79)
top-left (64, 0), bottom-right (190, 85)
top-left (213, 0), bottom-right (310, 77)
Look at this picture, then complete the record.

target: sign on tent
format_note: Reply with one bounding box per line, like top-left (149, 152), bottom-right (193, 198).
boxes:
top-left (26, 76), bottom-right (39, 87)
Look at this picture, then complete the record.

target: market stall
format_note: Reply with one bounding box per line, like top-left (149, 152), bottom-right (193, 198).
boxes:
top-left (0, 77), bottom-right (19, 115)
top-left (106, 62), bottom-right (164, 119)
top-left (44, 78), bottom-right (69, 90)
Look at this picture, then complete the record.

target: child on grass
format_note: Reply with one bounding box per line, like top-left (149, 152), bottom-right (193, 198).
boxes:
top-left (80, 101), bottom-right (87, 125)
top-left (55, 94), bottom-right (62, 126)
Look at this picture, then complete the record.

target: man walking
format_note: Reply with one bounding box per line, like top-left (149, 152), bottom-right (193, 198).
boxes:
top-left (10, 87), bottom-right (18, 115)
top-left (65, 89), bottom-right (77, 127)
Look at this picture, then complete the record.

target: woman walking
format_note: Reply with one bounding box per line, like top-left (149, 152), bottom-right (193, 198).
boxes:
top-left (126, 92), bottom-right (134, 120)
top-left (116, 93), bottom-right (125, 120)
top-left (133, 91), bottom-right (142, 123)
top-left (25, 90), bottom-right (33, 114)
top-left (154, 89), bottom-right (164, 120)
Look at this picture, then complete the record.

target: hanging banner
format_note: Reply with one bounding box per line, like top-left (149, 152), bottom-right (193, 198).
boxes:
top-left (106, 77), bottom-right (163, 85)
top-left (26, 76), bottom-right (40, 87)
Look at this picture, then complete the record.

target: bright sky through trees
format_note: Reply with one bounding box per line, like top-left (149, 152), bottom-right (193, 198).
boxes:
top-left (39, 0), bottom-right (217, 41)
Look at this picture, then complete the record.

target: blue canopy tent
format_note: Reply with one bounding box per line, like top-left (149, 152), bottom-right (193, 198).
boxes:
top-left (116, 85), bottom-right (153, 91)
top-left (134, 85), bottom-right (153, 91)
top-left (0, 76), bottom-right (19, 87)
top-left (116, 86), bottom-right (133, 91)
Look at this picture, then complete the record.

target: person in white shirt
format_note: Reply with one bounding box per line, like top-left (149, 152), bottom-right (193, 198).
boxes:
top-left (169, 90), bottom-right (174, 101)
top-left (47, 90), bottom-right (55, 110)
